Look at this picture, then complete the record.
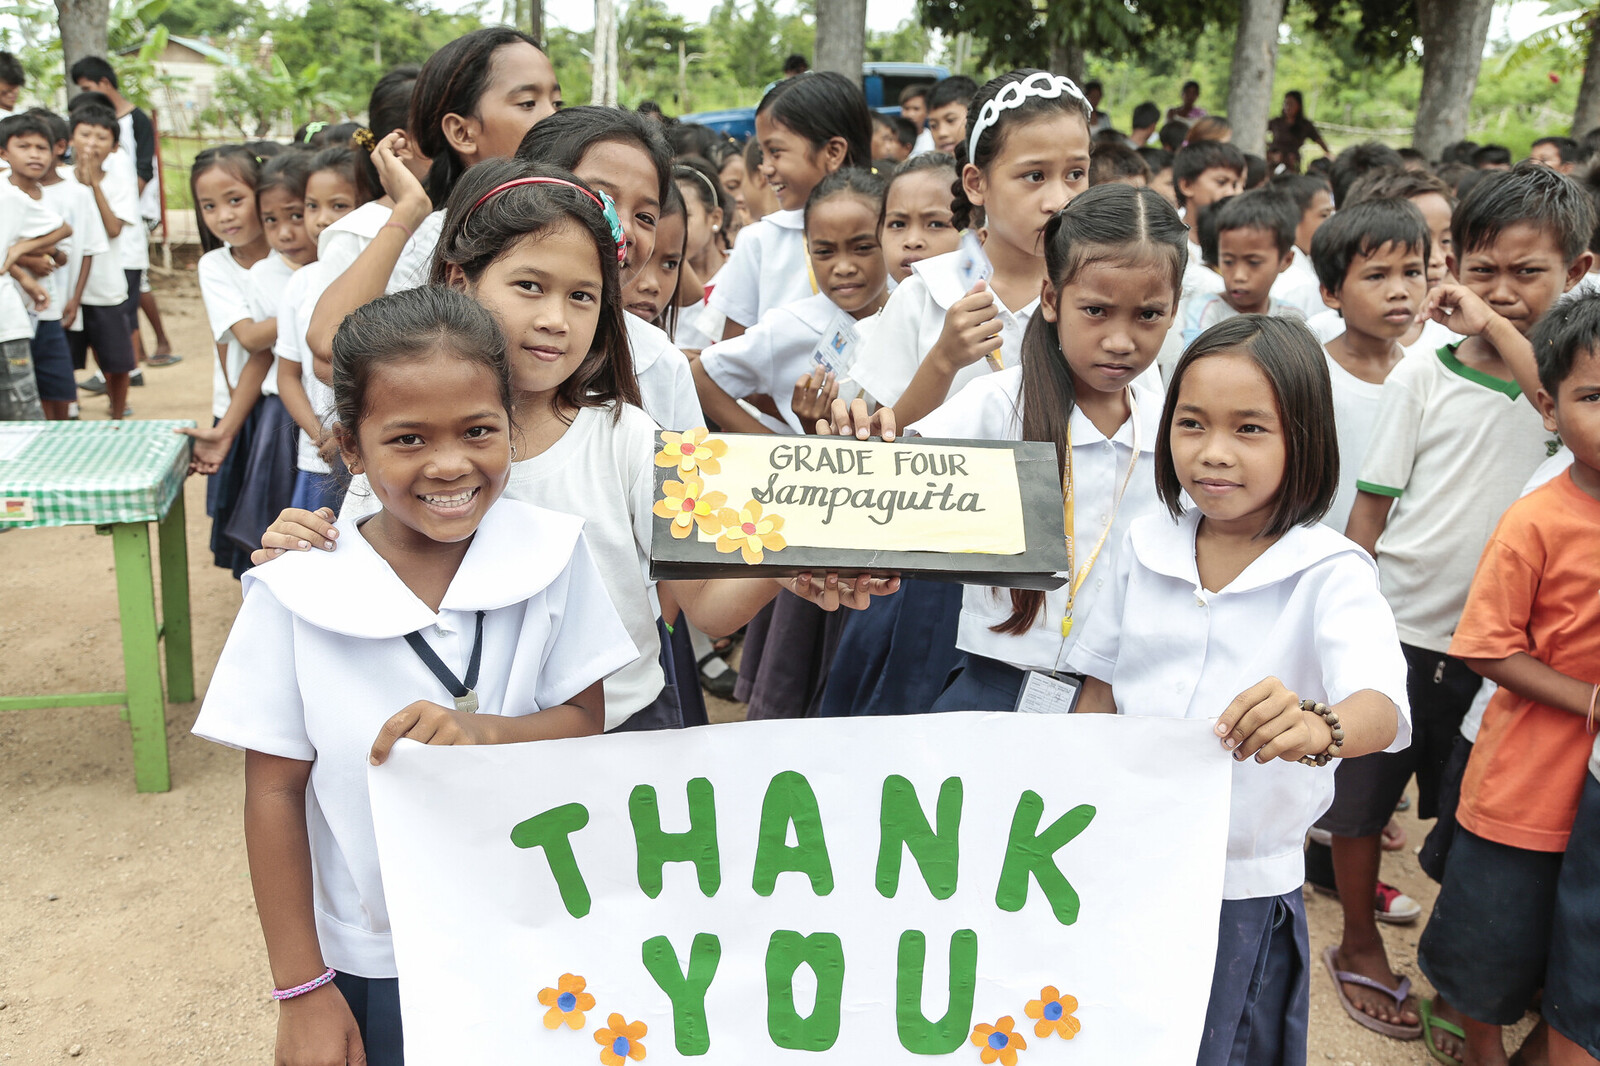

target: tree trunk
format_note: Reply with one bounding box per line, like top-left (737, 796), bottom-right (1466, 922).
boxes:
top-left (1574, 15), bottom-right (1600, 137)
top-left (814, 0), bottom-right (867, 77)
top-left (1412, 0), bottom-right (1495, 160)
top-left (529, 0), bottom-right (544, 47)
top-left (1048, 39), bottom-right (1085, 85)
top-left (1226, 0), bottom-right (1283, 157)
top-left (56, 0), bottom-right (110, 89)
top-left (592, 0), bottom-right (618, 105)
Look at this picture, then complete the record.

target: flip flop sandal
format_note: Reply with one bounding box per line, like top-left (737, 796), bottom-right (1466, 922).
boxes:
top-left (1321, 945), bottom-right (1423, 1040)
top-left (145, 353), bottom-right (183, 367)
top-left (1419, 998), bottom-right (1466, 1066)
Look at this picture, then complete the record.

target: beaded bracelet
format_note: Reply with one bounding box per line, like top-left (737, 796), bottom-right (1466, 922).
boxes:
top-left (1296, 699), bottom-right (1344, 767)
top-left (273, 967), bottom-right (337, 1001)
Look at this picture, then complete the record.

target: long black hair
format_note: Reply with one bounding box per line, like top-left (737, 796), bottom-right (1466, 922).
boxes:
top-left (754, 71), bottom-right (872, 170)
top-left (190, 144), bottom-right (262, 254)
top-left (515, 105), bottom-right (673, 207)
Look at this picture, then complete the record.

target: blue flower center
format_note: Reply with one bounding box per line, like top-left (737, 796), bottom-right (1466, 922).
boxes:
top-left (557, 992), bottom-right (577, 1012)
top-left (987, 1032), bottom-right (1009, 1050)
top-left (1044, 1001), bottom-right (1063, 1021)
top-left (613, 1037), bottom-right (631, 1056)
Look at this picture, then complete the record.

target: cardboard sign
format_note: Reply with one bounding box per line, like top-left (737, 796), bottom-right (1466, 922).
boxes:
top-left (370, 714), bottom-right (1232, 1066)
top-left (649, 430), bottom-right (1070, 589)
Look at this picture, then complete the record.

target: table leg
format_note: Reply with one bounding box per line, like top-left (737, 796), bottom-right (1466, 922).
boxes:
top-left (158, 491), bottom-right (194, 703)
top-left (112, 522), bottom-right (171, 793)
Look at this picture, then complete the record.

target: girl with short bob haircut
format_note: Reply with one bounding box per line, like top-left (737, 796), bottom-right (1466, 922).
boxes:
top-left (1069, 314), bottom-right (1409, 1066)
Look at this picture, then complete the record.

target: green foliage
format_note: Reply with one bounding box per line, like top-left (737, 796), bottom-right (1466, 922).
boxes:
top-left (153, 0), bottom-right (267, 38)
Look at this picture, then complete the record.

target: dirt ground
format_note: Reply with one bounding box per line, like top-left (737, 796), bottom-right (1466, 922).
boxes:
top-left (0, 269), bottom-right (1535, 1064)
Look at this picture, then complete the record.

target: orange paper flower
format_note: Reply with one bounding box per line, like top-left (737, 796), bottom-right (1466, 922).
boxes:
top-left (1024, 986), bottom-right (1081, 1039)
top-left (714, 499), bottom-right (787, 564)
top-left (652, 476), bottom-right (728, 538)
top-left (655, 427), bottom-right (726, 476)
top-left (971, 1016), bottom-right (1027, 1065)
top-left (536, 973), bottom-right (596, 1030)
top-left (595, 1013), bottom-right (648, 1064)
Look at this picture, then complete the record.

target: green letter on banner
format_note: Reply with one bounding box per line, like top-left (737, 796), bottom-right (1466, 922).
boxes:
top-left (752, 771), bottom-right (834, 896)
top-left (994, 793), bottom-right (1096, 924)
top-left (642, 933), bottom-right (722, 1056)
top-left (508, 803), bottom-right (591, 918)
top-left (765, 931), bottom-right (845, 1051)
top-left (896, 929), bottom-right (977, 1053)
top-left (630, 778), bottom-right (721, 898)
top-left (876, 775), bottom-right (962, 899)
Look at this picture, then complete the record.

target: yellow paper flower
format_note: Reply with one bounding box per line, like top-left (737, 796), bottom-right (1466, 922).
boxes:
top-left (595, 1013), bottom-right (648, 1064)
top-left (536, 973), bottom-right (596, 1031)
top-left (652, 476), bottom-right (728, 539)
top-left (714, 499), bottom-right (787, 565)
top-left (971, 1016), bottom-right (1027, 1065)
top-left (1024, 986), bottom-right (1081, 1039)
top-left (655, 427), bottom-right (726, 476)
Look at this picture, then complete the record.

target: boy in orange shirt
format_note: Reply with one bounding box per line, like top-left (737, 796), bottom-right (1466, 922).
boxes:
top-left (1418, 289), bottom-right (1600, 1066)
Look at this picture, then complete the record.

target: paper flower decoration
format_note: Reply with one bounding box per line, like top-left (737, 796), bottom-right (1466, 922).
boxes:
top-left (714, 499), bottom-right (787, 564)
top-left (1024, 986), bottom-right (1081, 1039)
top-left (595, 1013), bottom-right (648, 1064)
top-left (537, 973), bottom-right (596, 1030)
top-left (652, 476), bottom-right (727, 538)
top-left (971, 1016), bottom-right (1027, 1065)
top-left (655, 427), bottom-right (726, 476)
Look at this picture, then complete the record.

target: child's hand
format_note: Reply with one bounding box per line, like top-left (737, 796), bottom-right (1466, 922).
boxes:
top-left (315, 430), bottom-right (341, 467)
top-left (177, 424), bottom-right (235, 475)
top-left (931, 281), bottom-right (1002, 372)
top-left (19, 275), bottom-right (48, 311)
top-left (1418, 281), bottom-right (1502, 337)
top-left (824, 395), bottom-right (897, 441)
top-left (73, 148), bottom-right (105, 187)
top-left (61, 298), bottom-right (80, 329)
top-left (370, 700), bottom-right (500, 765)
top-left (18, 251), bottom-right (57, 277)
top-left (275, 982), bottom-right (365, 1066)
top-left (251, 507), bottom-right (339, 566)
top-left (791, 367), bottom-right (838, 434)
top-left (372, 130), bottom-right (431, 227)
top-left (781, 571), bottom-right (902, 611)
top-left (1214, 677), bottom-right (1334, 764)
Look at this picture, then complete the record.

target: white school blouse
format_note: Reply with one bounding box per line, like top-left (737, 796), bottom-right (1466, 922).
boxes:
top-left (193, 499), bottom-right (635, 977)
top-left (274, 260), bottom-right (338, 474)
top-left (1270, 246), bottom-right (1325, 320)
top-left (911, 371), bottom-right (1164, 674)
top-left (1067, 511), bottom-right (1412, 900)
top-left (342, 403), bottom-right (666, 729)
top-left (38, 178), bottom-right (107, 328)
top-left (197, 247), bottom-right (260, 420)
top-left (853, 249), bottom-right (1037, 409)
top-left (247, 252), bottom-right (297, 397)
top-left (316, 200), bottom-right (392, 274)
top-left (385, 208), bottom-right (446, 295)
top-left (626, 312), bottom-right (705, 431)
top-left (699, 291), bottom-right (842, 434)
top-left (705, 208), bottom-right (809, 329)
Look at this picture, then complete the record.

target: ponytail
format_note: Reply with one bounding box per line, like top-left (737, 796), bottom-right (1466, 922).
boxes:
top-left (951, 69), bottom-right (1092, 231)
top-left (755, 72), bottom-right (873, 170)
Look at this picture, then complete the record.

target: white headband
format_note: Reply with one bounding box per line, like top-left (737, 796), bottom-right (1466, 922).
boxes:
top-left (966, 72), bottom-right (1093, 165)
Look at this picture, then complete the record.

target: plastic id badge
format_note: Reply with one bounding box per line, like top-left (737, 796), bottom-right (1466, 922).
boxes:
top-left (955, 229), bottom-right (993, 290)
top-left (812, 309), bottom-right (861, 378)
top-left (1014, 671), bottom-right (1082, 714)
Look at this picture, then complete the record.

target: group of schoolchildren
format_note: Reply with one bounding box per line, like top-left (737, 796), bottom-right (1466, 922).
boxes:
top-left (136, 31), bottom-right (1594, 1066)
top-left (0, 54), bottom-right (175, 424)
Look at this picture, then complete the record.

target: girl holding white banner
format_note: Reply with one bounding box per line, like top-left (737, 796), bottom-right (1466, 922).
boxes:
top-left (195, 286), bottom-right (639, 1066)
top-left (1067, 315), bottom-right (1412, 1066)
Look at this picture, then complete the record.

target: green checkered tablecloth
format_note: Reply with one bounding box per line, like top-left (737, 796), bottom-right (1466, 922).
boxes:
top-left (0, 421), bottom-right (195, 529)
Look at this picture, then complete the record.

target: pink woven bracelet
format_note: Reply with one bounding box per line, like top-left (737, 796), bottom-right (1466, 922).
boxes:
top-left (273, 967), bottom-right (337, 1001)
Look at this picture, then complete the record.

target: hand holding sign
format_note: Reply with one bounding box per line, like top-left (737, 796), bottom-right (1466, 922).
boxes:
top-left (824, 396), bottom-right (897, 442)
top-left (791, 368), bottom-right (839, 436)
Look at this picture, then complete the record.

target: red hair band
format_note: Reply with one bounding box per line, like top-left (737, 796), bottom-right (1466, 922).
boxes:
top-left (467, 176), bottom-right (627, 264)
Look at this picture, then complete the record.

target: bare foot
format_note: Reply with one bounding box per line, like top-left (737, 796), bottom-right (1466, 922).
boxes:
top-left (1381, 818), bottom-right (1408, 851)
top-left (1334, 943), bottom-right (1420, 1028)
top-left (1430, 996), bottom-right (1468, 1064)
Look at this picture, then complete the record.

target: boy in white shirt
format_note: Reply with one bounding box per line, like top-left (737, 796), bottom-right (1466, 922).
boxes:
top-left (63, 105), bottom-right (138, 419)
top-left (1181, 188), bottom-right (1304, 346)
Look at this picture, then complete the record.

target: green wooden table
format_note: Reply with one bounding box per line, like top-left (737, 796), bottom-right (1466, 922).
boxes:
top-left (0, 420), bottom-right (196, 792)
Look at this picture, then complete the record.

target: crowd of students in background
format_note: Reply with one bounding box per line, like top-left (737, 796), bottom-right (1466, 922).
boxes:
top-left (2, 34), bottom-right (1595, 1066)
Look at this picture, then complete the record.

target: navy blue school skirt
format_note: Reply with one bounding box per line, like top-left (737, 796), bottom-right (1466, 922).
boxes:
top-left (332, 972), bottom-right (403, 1066)
top-left (222, 395), bottom-right (298, 565)
top-left (819, 579), bottom-right (964, 716)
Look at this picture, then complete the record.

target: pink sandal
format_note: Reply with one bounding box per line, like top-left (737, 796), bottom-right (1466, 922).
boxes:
top-left (1321, 945), bottom-right (1422, 1040)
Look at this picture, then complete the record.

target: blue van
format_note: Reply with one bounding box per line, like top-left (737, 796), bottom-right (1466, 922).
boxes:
top-left (679, 61), bottom-right (950, 141)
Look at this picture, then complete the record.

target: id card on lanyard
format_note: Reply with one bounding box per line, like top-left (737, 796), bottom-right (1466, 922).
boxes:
top-left (812, 308), bottom-right (860, 378)
top-left (1061, 394), bottom-right (1142, 639)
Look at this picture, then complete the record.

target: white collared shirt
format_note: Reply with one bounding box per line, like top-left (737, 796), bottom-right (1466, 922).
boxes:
top-left (197, 246), bottom-right (258, 419)
top-left (1271, 246), bottom-right (1326, 319)
top-left (38, 177), bottom-right (107, 327)
top-left (699, 291), bottom-right (841, 434)
top-left (853, 249), bottom-right (1037, 409)
top-left (1068, 510), bottom-right (1411, 900)
top-left (342, 403), bottom-right (666, 727)
top-left (626, 312), bottom-right (705, 431)
top-left (912, 371), bottom-right (1165, 673)
top-left (193, 498), bottom-right (636, 977)
top-left (316, 200), bottom-right (392, 277)
top-left (274, 260), bottom-right (338, 473)
top-left (706, 208), bottom-right (809, 329)
top-left (385, 208), bottom-right (445, 294)
top-left (247, 251), bottom-right (297, 396)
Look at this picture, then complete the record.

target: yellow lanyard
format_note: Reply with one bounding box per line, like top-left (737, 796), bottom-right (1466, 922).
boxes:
top-left (1061, 394), bottom-right (1142, 637)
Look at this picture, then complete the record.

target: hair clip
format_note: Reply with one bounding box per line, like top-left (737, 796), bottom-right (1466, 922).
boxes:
top-left (676, 164), bottom-right (722, 210)
top-left (967, 72), bottom-right (1091, 165)
top-left (301, 120), bottom-right (328, 144)
top-left (352, 127), bottom-right (376, 151)
top-left (469, 177), bottom-right (629, 265)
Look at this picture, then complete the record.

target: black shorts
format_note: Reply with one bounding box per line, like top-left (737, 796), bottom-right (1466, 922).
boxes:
top-left (67, 304), bottom-right (136, 375)
top-left (29, 319), bottom-right (75, 403)
top-left (1316, 644), bottom-right (1481, 837)
top-left (1418, 825), bottom-right (1563, 1025)
top-left (123, 269), bottom-right (143, 331)
top-left (1547, 772), bottom-right (1600, 1056)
